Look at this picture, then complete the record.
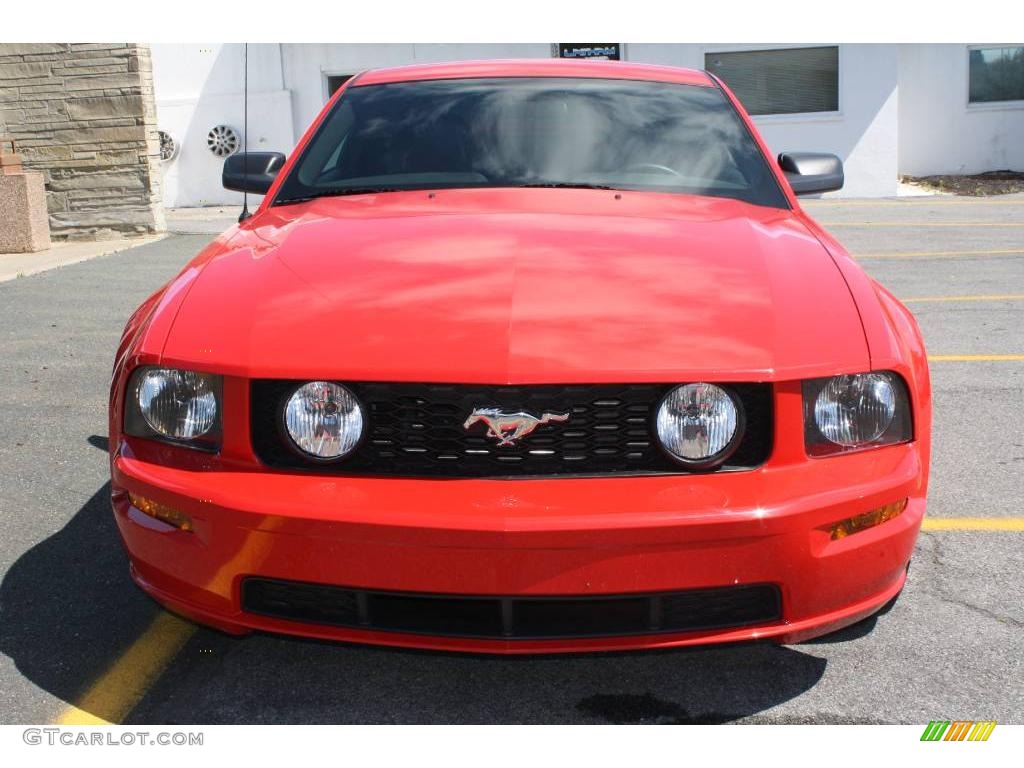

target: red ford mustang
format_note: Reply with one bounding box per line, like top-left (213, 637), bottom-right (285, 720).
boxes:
top-left (109, 59), bottom-right (931, 653)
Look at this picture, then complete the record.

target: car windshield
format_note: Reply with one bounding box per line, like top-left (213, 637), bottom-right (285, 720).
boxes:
top-left (274, 76), bottom-right (788, 209)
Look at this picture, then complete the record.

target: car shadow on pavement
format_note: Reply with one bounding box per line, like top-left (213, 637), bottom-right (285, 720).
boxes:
top-left (86, 434), bottom-right (110, 452)
top-left (3, 480), bottom-right (833, 725)
top-left (126, 626), bottom-right (831, 724)
top-left (0, 482), bottom-right (164, 720)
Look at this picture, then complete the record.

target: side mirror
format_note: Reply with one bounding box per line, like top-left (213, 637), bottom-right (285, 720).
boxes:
top-left (778, 152), bottom-right (844, 196)
top-left (222, 151), bottom-right (286, 194)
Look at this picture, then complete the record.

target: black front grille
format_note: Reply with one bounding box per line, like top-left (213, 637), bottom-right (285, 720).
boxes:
top-left (250, 381), bottom-right (773, 478)
top-left (241, 578), bottom-right (782, 640)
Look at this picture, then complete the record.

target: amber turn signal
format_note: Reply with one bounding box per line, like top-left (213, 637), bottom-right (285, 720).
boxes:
top-left (827, 499), bottom-right (908, 540)
top-left (129, 492), bottom-right (193, 532)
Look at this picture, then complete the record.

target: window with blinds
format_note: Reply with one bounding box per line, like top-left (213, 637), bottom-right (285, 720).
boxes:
top-left (969, 47), bottom-right (1024, 103)
top-left (705, 47), bottom-right (840, 116)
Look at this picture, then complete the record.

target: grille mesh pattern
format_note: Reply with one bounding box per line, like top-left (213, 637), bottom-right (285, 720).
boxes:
top-left (241, 578), bottom-right (783, 639)
top-left (250, 381), bottom-right (773, 478)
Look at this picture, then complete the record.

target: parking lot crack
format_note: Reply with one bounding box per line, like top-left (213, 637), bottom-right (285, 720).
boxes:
top-left (926, 591), bottom-right (1024, 629)
top-left (917, 531), bottom-right (946, 567)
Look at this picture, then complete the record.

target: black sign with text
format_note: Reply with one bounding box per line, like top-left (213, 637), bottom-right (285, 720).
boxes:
top-left (557, 44), bottom-right (621, 61)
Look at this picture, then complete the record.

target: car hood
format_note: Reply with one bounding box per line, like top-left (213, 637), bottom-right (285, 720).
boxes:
top-left (160, 189), bottom-right (869, 383)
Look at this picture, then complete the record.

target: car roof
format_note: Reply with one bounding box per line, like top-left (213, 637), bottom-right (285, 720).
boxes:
top-left (353, 59), bottom-right (715, 88)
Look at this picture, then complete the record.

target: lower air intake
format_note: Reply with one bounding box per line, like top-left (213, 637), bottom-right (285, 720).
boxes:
top-left (241, 578), bottom-right (782, 639)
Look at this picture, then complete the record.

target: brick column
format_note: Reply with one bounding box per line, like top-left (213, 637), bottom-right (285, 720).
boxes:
top-left (0, 43), bottom-right (165, 240)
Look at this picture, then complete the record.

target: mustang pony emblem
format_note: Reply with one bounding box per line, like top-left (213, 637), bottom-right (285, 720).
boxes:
top-left (463, 408), bottom-right (570, 447)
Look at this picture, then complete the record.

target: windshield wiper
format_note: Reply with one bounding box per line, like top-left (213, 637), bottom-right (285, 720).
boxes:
top-left (274, 187), bottom-right (405, 205)
top-left (276, 182), bottom-right (620, 205)
top-left (514, 182), bottom-right (619, 191)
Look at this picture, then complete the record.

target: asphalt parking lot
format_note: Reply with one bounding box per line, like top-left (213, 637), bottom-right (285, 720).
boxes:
top-left (1, 195), bottom-right (1022, 725)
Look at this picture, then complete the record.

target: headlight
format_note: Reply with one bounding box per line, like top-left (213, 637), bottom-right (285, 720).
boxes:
top-left (125, 367), bottom-right (221, 448)
top-left (655, 383), bottom-right (743, 468)
top-left (283, 381), bottom-right (363, 460)
top-left (803, 371), bottom-right (912, 456)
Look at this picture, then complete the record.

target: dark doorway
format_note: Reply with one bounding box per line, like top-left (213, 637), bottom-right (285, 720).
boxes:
top-left (327, 74), bottom-right (353, 99)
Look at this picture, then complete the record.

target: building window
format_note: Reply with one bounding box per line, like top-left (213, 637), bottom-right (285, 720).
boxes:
top-left (704, 46), bottom-right (839, 116)
top-left (969, 47), bottom-right (1024, 103)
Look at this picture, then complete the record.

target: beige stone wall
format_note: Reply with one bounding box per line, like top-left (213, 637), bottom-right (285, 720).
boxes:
top-left (0, 43), bottom-right (165, 240)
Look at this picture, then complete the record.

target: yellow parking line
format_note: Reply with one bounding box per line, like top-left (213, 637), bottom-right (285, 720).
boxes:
top-left (922, 518), bottom-right (1024, 532)
top-left (855, 248), bottom-right (1024, 260)
top-left (54, 612), bottom-right (196, 725)
top-left (51, 520), bottom-right (281, 724)
top-left (903, 294), bottom-right (1024, 303)
top-left (928, 354), bottom-right (1024, 362)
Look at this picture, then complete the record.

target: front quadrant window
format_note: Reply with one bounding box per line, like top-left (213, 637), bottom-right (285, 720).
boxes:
top-left (705, 47), bottom-right (839, 116)
top-left (969, 47), bottom-right (1024, 103)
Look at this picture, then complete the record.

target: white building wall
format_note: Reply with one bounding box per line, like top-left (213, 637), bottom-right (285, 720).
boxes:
top-left (151, 44), bottom-right (295, 207)
top-left (154, 43), bottom-right (1024, 206)
top-left (152, 44), bottom-right (552, 207)
top-left (898, 44), bottom-right (1024, 176)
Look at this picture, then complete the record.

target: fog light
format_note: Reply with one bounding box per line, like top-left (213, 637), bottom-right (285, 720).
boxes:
top-left (129, 492), bottom-right (193, 532)
top-left (826, 499), bottom-right (907, 540)
top-left (655, 383), bottom-right (742, 467)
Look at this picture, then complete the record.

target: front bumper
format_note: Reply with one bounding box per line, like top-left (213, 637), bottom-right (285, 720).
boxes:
top-left (112, 442), bottom-right (924, 654)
